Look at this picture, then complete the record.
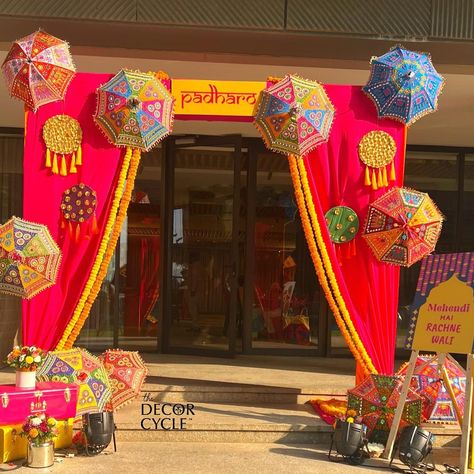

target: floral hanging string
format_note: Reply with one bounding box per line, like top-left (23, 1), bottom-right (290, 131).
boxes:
top-left (42, 114), bottom-right (83, 176)
top-left (358, 130), bottom-right (396, 190)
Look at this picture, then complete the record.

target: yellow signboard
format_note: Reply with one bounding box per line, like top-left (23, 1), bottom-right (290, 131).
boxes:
top-left (411, 274), bottom-right (474, 354)
top-left (172, 79), bottom-right (266, 118)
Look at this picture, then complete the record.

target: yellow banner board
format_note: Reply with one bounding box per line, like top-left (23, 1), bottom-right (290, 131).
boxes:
top-left (411, 274), bottom-right (474, 354)
top-left (172, 79), bottom-right (266, 118)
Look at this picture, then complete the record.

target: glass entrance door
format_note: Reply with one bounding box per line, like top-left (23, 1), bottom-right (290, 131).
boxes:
top-left (163, 136), bottom-right (243, 355)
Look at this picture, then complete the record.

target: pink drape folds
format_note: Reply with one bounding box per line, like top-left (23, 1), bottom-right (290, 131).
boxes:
top-left (299, 85), bottom-right (406, 376)
top-left (22, 72), bottom-right (122, 350)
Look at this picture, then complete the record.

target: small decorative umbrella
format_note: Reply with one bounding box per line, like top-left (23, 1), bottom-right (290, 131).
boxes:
top-left (99, 349), bottom-right (148, 410)
top-left (94, 69), bottom-right (174, 152)
top-left (254, 74), bottom-right (334, 156)
top-left (397, 354), bottom-right (466, 423)
top-left (362, 187), bottom-right (443, 267)
top-left (363, 46), bottom-right (444, 126)
top-left (0, 216), bottom-right (61, 299)
top-left (1, 30), bottom-right (75, 111)
top-left (348, 374), bottom-right (422, 444)
top-left (37, 348), bottom-right (112, 415)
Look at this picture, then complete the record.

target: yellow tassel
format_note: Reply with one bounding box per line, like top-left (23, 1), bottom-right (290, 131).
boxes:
top-left (383, 166), bottom-right (388, 187)
top-left (91, 213), bottom-right (99, 235)
top-left (45, 148), bottom-right (51, 168)
top-left (75, 223), bottom-right (81, 242)
top-left (60, 155), bottom-right (67, 176)
top-left (52, 153), bottom-right (59, 174)
top-left (70, 152), bottom-right (77, 174)
top-left (76, 145), bottom-right (82, 166)
top-left (390, 160), bottom-right (396, 182)
top-left (371, 169), bottom-right (378, 191)
top-left (364, 166), bottom-right (371, 186)
top-left (377, 168), bottom-right (383, 188)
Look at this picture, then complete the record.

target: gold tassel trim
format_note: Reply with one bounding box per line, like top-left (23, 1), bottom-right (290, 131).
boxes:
top-left (371, 169), bottom-right (378, 191)
top-left (70, 152), bottom-right (77, 174)
top-left (45, 148), bottom-right (52, 168)
top-left (383, 166), bottom-right (388, 187)
top-left (52, 153), bottom-right (59, 175)
top-left (390, 160), bottom-right (396, 182)
top-left (60, 155), bottom-right (67, 176)
top-left (364, 166), bottom-right (371, 186)
top-left (377, 168), bottom-right (383, 188)
top-left (76, 144), bottom-right (82, 166)
top-left (288, 154), bottom-right (376, 376)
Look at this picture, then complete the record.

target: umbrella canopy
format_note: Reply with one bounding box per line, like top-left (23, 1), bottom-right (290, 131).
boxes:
top-left (254, 74), bottom-right (334, 156)
top-left (99, 349), bottom-right (148, 410)
top-left (363, 46), bottom-right (444, 126)
top-left (397, 354), bottom-right (466, 423)
top-left (0, 216), bottom-right (61, 299)
top-left (348, 374), bottom-right (422, 444)
top-left (37, 348), bottom-right (112, 415)
top-left (94, 69), bottom-right (174, 151)
top-left (1, 30), bottom-right (75, 111)
top-left (362, 187), bottom-right (443, 267)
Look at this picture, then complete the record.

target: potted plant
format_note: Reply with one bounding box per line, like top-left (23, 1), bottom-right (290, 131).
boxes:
top-left (21, 414), bottom-right (57, 468)
top-left (6, 346), bottom-right (45, 389)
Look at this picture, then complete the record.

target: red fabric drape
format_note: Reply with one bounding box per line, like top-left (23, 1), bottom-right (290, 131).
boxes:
top-left (302, 85), bottom-right (406, 375)
top-left (22, 72), bottom-right (123, 350)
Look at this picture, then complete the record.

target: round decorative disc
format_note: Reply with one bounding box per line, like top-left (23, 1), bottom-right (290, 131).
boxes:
top-left (325, 206), bottom-right (359, 244)
top-left (358, 130), bottom-right (396, 168)
top-left (61, 183), bottom-right (97, 223)
top-left (43, 114), bottom-right (82, 154)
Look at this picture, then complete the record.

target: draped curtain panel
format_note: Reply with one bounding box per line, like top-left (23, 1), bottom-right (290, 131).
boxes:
top-left (290, 85), bottom-right (406, 377)
top-left (22, 72), bottom-right (124, 350)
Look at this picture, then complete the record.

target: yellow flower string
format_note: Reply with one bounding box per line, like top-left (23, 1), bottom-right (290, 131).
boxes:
top-left (55, 147), bottom-right (134, 350)
top-left (294, 155), bottom-right (377, 375)
top-left (62, 147), bottom-right (142, 349)
top-left (288, 155), bottom-right (371, 374)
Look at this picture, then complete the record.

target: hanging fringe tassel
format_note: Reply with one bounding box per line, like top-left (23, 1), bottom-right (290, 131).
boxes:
top-left (76, 145), bottom-right (82, 166)
top-left (60, 215), bottom-right (66, 229)
top-left (45, 148), bottom-right (52, 168)
top-left (75, 223), bottom-right (81, 243)
top-left (69, 152), bottom-right (78, 174)
top-left (371, 169), bottom-right (378, 191)
top-left (68, 221), bottom-right (73, 238)
top-left (383, 166), bottom-right (388, 187)
top-left (377, 168), bottom-right (383, 188)
top-left (390, 160), bottom-right (396, 182)
top-left (52, 153), bottom-right (59, 174)
top-left (335, 244), bottom-right (342, 266)
top-left (60, 155), bottom-right (67, 176)
top-left (364, 166), bottom-right (371, 186)
top-left (351, 239), bottom-right (357, 257)
top-left (91, 214), bottom-right (99, 235)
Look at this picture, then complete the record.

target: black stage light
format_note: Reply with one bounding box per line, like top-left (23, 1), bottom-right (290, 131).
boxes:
top-left (328, 420), bottom-right (369, 465)
top-left (82, 411), bottom-right (117, 456)
top-left (390, 425), bottom-right (434, 473)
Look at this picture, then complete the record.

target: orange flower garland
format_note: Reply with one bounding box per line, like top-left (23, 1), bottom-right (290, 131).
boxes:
top-left (55, 147), bottom-right (134, 350)
top-left (288, 154), bottom-right (376, 375)
top-left (61, 147), bottom-right (142, 349)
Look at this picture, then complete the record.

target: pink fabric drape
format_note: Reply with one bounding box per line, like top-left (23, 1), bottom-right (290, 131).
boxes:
top-left (303, 85), bottom-right (406, 375)
top-left (22, 72), bottom-right (123, 350)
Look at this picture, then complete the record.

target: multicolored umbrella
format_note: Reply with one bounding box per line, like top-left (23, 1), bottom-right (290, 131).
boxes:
top-left (1, 30), bottom-right (75, 111)
top-left (397, 354), bottom-right (466, 424)
top-left (99, 349), bottom-right (148, 410)
top-left (0, 217), bottom-right (61, 299)
top-left (94, 69), bottom-right (174, 151)
top-left (348, 374), bottom-right (422, 444)
top-left (37, 348), bottom-right (112, 415)
top-left (254, 74), bottom-right (334, 156)
top-left (363, 46), bottom-right (444, 126)
top-left (362, 187), bottom-right (443, 267)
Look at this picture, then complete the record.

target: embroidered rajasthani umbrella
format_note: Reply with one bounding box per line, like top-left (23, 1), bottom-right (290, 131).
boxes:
top-left (254, 74), bottom-right (334, 156)
top-left (347, 374), bottom-right (422, 444)
top-left (362, 187), bottom-right (443, 267)
top-left (37, 348), bottom-right (112, 415)
top-left (397, 354), bottom-right (466, 423)
top-left (1, 30), bottom-right (75, 111)
top-left (363, 46), bottom-right (444, 126)
top-left (99, 349), bottom-right (148, 410)
top-left (0, 216), bottom-right (61, 299)
top-left (94, 69), bottom-right (174, 153)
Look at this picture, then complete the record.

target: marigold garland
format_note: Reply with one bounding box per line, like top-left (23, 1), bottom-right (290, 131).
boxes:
top-left (62, 147), bottom-right (142, 349)
top-left (288, 154), bottom-right (376, 375)
top-left (55, 147), bottom-right (134, 350)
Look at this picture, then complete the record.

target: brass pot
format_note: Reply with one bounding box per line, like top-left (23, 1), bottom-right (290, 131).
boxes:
top-left (27, 441), bottom-right (54, 468)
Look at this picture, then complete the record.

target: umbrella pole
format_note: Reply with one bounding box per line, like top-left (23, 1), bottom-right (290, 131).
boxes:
top-left (437, 352), bottom-right (463, 426)
top-left (383, 349), bottom-right (419, 460)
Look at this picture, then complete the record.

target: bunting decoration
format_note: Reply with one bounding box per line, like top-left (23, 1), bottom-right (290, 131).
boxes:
top-left (43, 114), bottom-right (83, 176)
top-left (358, 130), bottom-right (396, 190)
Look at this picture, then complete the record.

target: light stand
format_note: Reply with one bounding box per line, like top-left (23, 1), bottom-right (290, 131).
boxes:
top-left (328, 420), bottom-right (370, 465)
